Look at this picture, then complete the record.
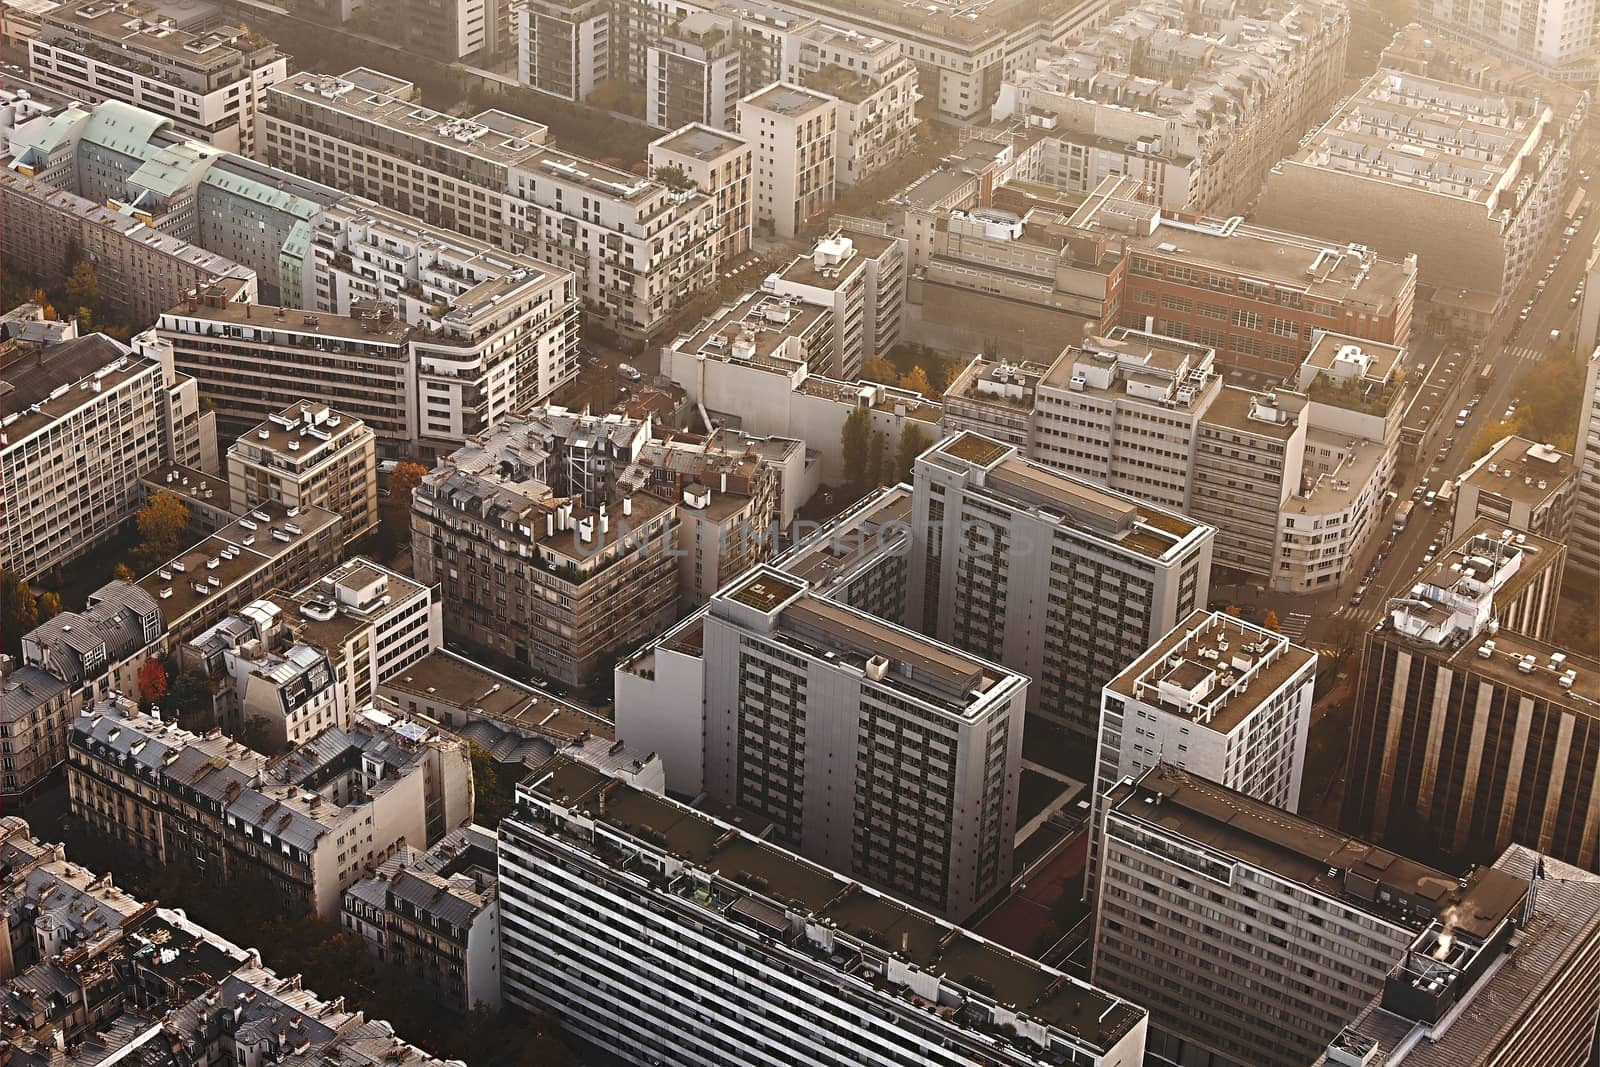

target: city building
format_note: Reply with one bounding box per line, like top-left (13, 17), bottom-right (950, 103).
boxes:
top-left (498, 752), bottom-right (1149, 1065)
top-left (1096, 764), bottom-right (1531, 1067)
top-left (992, 0), bottom-right (1349, 214)
top-left (894, 137), bottom-right (1016, 272)
top-left (516, 0), bottom-right (612, 101)
top-left (940, 354), bottom-right (1053, 453)
top-left (1257, 68), bottom-right (1587, 333)
top-left (1343, 523), bottom-right (1600, 871)
top-left (762, 227), bottom-right (907, 380)
top-left (648, 122), bottom-right (753, 266)
top-left (1412, 0), bottom-right (1597, 82)
top-left (646, 11), bottom-right (744, 132)
top-left (907, 432), bottom-right (1214, 736)
top-left (395, 0), bottom-right (512, 61)
top-left (616, 566), bottom-right (1028, 920)
top-left (1316, 845), bottom-right (1600, 1067)
top-left (68, 696), bottom-right (472, 918)
top-left (261, 69), bottom-right (718, 340)
top-left (26, 0), bottom-right (287, 154)
top-left (227, 401), bottom-right (379, 542)
top-left (1573, 347), bottom-right (1600, 587)
top-left (1452, 435), bottom-right (1577, 543)
top-left (799, 24), bottom-right (918, 188)
top-left (342, 824), bottom-right (501, 1012)
top-left (773, 482), bottom-right (912, 621)
top-left (738, 82), bottom-right (836, 239)
top-left (0, 324), bottom-right (214, 580)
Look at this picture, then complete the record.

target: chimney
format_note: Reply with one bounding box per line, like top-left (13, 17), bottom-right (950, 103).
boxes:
top-left (623, 495), bottom-right (633, 516)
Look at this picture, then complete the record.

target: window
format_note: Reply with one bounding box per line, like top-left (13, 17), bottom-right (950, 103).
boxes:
top-left (1231, 309), bottom-right (1261, 331)
top-left (1160, 294), bottom-right (1193, 313)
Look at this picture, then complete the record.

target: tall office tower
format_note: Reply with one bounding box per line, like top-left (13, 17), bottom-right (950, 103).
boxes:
top-left (907, 432), bottom-right (1214, 736)
top-left (498, 753), bottom-right (1149, 1066)
top-left (1343, 523), bottom-right (1600, 870)
top-left (1095, 765), bottom-right (1531, 1067)
top-left (1572, 348), bottom-right (1600, 587)
top-left (616, 567), bottom-right (1028, 921)
top-left (1316, 846), bottom-right (1600, 1067)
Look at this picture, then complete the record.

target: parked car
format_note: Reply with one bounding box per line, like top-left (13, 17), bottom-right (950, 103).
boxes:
top-left (1423, 491), bottom-right (1437, 508)
top-left (619, 363), bottom-right (642, 381)
top-left (1551, 328), bottom-right (1563, 343)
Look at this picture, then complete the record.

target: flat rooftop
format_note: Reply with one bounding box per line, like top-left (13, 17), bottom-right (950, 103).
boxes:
top-left (41, 0), bottom-right (278, 70)
top-left (675, 290), bottom-right (828, 368)
top-left (778, 231), bottom-right (898, 291)
top-left (1106, 610), bottom-right (1316, 735)
top-left (235, 401), bottom-right (365, 461)
top-left (742, 82), bottom-right (834, 117)
top-left (524, 753), bottom-right (1145, 1051)
top-left (774, 0), bottom-right (1086, 45)
top-left (1458, 435), bottom-right (1574, 507)
top-left (1109, 765), bottom-right (1527, 938)
top-left (383, 649), bottom-right (611, 742)
top-left (651, 123), bottom-right (747, 161)
top-left (164, 298), bottom-right (412, 347)
top-left (776, 485), bottom-right (912, 591)
top-left (0, 335), bottom-right (146, 444)
top-left (1435, 616), bottom-right (1600, 707)
top-left (1201, 385), bottom-right (1299, 440)
top-left (1303, 332), bottom-right (1404, 382)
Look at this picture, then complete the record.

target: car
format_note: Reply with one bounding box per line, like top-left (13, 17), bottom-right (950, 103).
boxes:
top-left (1436, 447), bottom-right (1450, 462)
top-left (1443, 435), bottom-right (1455, 448)
top-left (619, 363), bottom-right (642, 381)
top-left (1423, 491), bottom-right (1437, 508)
top-left (1582, 170), bottom-right (1592, 182)
top-left (1350, 593), bottom-right (1364, 607)
top-left (1572, 293), bottom-right (1581, 306)
top-left (1360, 576), bottom-right (1373, 589)
top-left (1520, 308), bottom-right (1532, 321)
top-left (1505, 406), bottom-right (1517, 419)
top-left (1424, 552), bottom-right (1436, 563)
top-left (1428, 541), bottom-right (1440, 554)
top-left (1412, 484), bottom-right (1426, 500)
top-left (1455, 409), bottom-right (1470, 426)
top-left (1551, 328), bottom-right (1563, 342)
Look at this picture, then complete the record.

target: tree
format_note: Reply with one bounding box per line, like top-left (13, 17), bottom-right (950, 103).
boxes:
top-left (138, 658), bottom-right (169, 706)
top-left (1263, 610), bottom-right (1282, 632)
top-left (75, 306), bottom-right (94, 333)
top-left (866, 431), bottom-right (887, 489)
top-left (133, 492), bottom-right (191, 569)
top-left (65, 259), bottom-right (98, 311)
top-left (894, 424), bottom-right (930, 484)
top-left (469, 742), bottom-right (517, 827)
top-left (861, 356), bottom-right (898, 383)
top-left (841, 407), bottom-right (871, 489)
top-left (1, 570), bottom-right (39, 654)
top-left (898, 365), bottom-right (932, 396)
top-left (36, 591), bottom-right (61, 623)
top-left (388, 461), bottom-right (429, 506)
top-left (113, 562), bottom-right (134, 581)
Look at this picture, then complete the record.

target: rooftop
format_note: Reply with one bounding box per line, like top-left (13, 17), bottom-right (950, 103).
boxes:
top-left (382, 649), bottom-right (610, 742)
top-left (1106, 610), bottom-right (1316, 734)
top-left (1201, 385), bottom-right (1300, 440)
top-left (41, 0), bottom-right (279, 73)
top-left (650, 123), bottom-right (747, 161)
top-left (0, 334), bottom-right (149, 445)
top-left (775, 484), bottom-right (912, 593)
top-left (675, 289), bottom-right (829, 368)
top-left (163, 293), bottom-right (412, 347)
top-left (741, 82), bottom-right (834, 117)
top-left (773, 0), bottom-right (1090, 46)
top-left (1457, 435), bottom-right (1574, 507)
top-left (778, 231), bottom-right (899, 291)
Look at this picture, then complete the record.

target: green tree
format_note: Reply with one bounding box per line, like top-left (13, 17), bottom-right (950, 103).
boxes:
top-left (64, 259), bottom-right (98, 310)
top-left (866, 430), bottom-right (887, 489)
top-left (1, 570), bottom-right (40, 654)
top-left (894, 424), bottom-right (931, 484)
top-left (132, 491), bottom-right (191, 570)
top-left (36, 591), bottom-right (61, 623)
top-left (898, 365), bottom-right (932, 396)
top-left (841, 407), bottom-right (871, 490)
top-left (113, 562), bottom-right (134, 581)
top-left (74, 306), bottom-right (93, 333)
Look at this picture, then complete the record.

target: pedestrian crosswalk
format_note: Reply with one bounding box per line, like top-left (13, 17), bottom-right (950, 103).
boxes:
top-left (1279, 611), bottom-right (1312, 640)
top-left (1502, 346), bottom-right (1546, 364)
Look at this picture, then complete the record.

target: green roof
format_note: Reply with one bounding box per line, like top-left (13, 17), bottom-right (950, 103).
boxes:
top-left (81, 100), bottom-right (174, 159)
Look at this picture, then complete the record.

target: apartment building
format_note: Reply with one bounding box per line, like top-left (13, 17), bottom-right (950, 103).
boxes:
top-left (0, 818), bottom-right (459, 1067)
top-left (1096, 764), bottom-right (1531, 1067)
top-left (396, 0), bottom-right (511, 61)
top-left (908, 432), bottom-right (1214, 736)
top-left (0, 327), bottom-right (212, 581)
top-left (498, 752), bottom-right (1149, 1065)
top-left (1574, 348), bottom-right (1600, 587)
top-left (648, 122), bottom-right (753, 265)
top-left (517, 0), bottom-right (612, 101)
top-left (228, 401), bottom-right (379, 542)
top-left (738, 82), bottom-right (836, 238)
top-left (616, 566), bottom-right (1028, 919)
top-left (26, 0), bottom-right (287, 154)
top-left (1317, 846), bottom-right (1600, 1067)
top-left (1413, 0), bottom-right (1597, 81)
top-left (1343, 524), bottom-right (1600, 870)
top-left (993, 0), bottom-right (1349, 215)
top-left (646, 11), bottom-right (744, 131)
top-left (1452, 435), bottom-right (1577, 543)
top-left (0, 170), bottom-right (260, 327)
top-left (1257, 69), bottom-right (1587, 333)
top-left (261, 68), bottom-right (717, 340)
top-left (799, 24), bottom-right (917, 188)
top-left (7, 581), bottom-right (164, 801)
top-left (68, 696), bottom-right (472, 918)
top-left (773, 482), bottom-right (912, 620)
top-left (342, 824), bottom-right (501, 1012)
top-left (664, 286), bottom-right (943, 482)
top-left (763, 227), bottom-right (906, 379)
top-left (940, 356), bottom-right (1053, 452)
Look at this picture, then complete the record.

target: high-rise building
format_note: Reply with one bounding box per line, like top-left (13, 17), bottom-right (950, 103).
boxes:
top-left (1451, 435), bottom-right (1577, 543)
top-left (648, 123), bottom-right (754, 265)
top-left (1569, 348), bottom-right (1600, 587)
top-left (1316, 845), bottom-right (1600, 1067)
top-left (1095, 764), bottom-right (1531, 1067)
top-left (25, 0), bottom-right (287, 155)
top-left (907, 431), bottom-right (1214, 736)
top-left (616, 566), bottom-right (1028, 920)
top-left (0, 322), bottom-right (214, 580)
top-left (1343, 522), bottom-right (1600, 870)
top-left (1412, 0), bottom-right (1597, 80)
top-left (517, 0), bottom-right (612, 101)
top-left (227, 401), bottom-right (379, 542)
top-left (738, 82), bottom-right (836, 239)
top-left (497, 752), bottom-right (1150, 1066)
top-left (762, 227), bottom-right (906, 380)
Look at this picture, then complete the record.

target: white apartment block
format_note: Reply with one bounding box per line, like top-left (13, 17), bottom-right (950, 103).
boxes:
top-left (738, 82), bottom-right (836, 238)
top-left (228, 401), bottom-right (379, 542)
top-left (68, 696), bottom-right (472, 918)
top-left (648, 122), bottom-right (753, 265)
top-left (0, 326), bottom-right (213, 580)
top-left (646, 11), bottom-right (744, 131)
top-left (1094, 764), bottom-right (1530, 1067)
top-left (1573, 348), bottom-right (1600, 587)
top-left (992, 0), bottom-right (1349, 216)
top-left (26, 0), bottom-right (287, 155)
top-left (1093, 611), bottom-right (1316, 857)
top-left (262, 69), bottom-right (718, 340)
top-left (498, 752), bottom-right (1150, 1066)
top-left (908, 432), bottom-right (1215, 737)
top-left (764, 227), bottom-right (906, 379)
top-left (517, 0), bottom-right (612, 101)
top-left (1415, 0), bottom-right (1597, 79)
top-left (1258, 69), bottom-right (1588, 326)
top-left (797, 23), bottom-right (918, 188)
top-left (615, 566), bottom-right (1029, 921)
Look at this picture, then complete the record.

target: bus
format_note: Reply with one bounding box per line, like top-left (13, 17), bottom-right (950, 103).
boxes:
top-left (1393, 498), bottom-right (1416, 531)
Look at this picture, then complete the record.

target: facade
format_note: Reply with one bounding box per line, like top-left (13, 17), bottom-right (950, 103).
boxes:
top-left (227, 401), bottom-right (379, 542)
top-left (261, 69), bottom-right (717, 340)
top-left (907, 432), bottom-right (1214, 736)
top-left (498, 752), bottom-right (1149, 1066)
top-left (1317, 845), bottom-right (1600, 1067)
top-left (646, 12), bottom-right (744, 132)
top-left (67, 696), bottom-right (473, 919)
top-left (764, 227), bottom-right (906, 379)
top-left (1452, 435), bottom-right (1578, 544)
top-left (738, 82), bottom-right (836, 239)
top-left (993, 0), bottom-right (1349, 214)
top-left (1574, 348), bottom-right (1600, 587)
top-left (773, 482), bottom-right (912, 620)
top-left (396, 0), bottom-right (511, 61)
top-left (616, 566), bottom-right (1029, 921)
top-left (342, 824), bottom-right (501, 1012)
top-left (799, 25), bottom-right (918, 188)
top-left (1413, 0), bottom-right (1597, 81)
top-left (0, 327), bottom-right (213, 581)
top-left (1096, 764), bottom-right (1531, 1067)
top-left (648, 122), bottom-right (753, 266)
top-left (1257, 68), bottom-right (1587, 331)
top-left (517, 0), bottom-right (612, 101)
top-left (26, 0), bottom-right (287, 154)
top-left (1342, 523), bottom-right (1600, 870)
